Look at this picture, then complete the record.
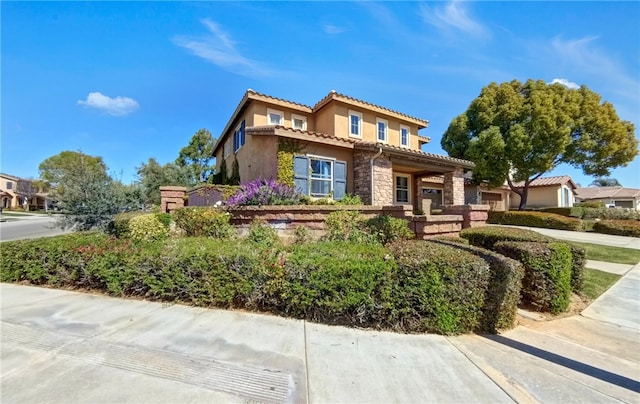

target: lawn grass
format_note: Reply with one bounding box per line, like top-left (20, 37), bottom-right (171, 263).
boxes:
top-left (569, 241), bottom-right (640, 265)
top-left (582, 268), bottom-right (621, 300)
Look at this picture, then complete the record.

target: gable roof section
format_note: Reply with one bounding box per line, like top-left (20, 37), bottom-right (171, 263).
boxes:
top-left (313, 90), bottom-right (429, 129)
top-left (354, 141), bottom-right (475, 169)
top-left (247, 125), bottom-right (357, 149)
top-left (511, 175), bottom-right (577, 189)
top-left (575, 186), bottom-right (640, 199)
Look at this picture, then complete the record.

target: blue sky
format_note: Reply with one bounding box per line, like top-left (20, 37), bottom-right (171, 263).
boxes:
top-left (3, 1), bottom-right (639, 188)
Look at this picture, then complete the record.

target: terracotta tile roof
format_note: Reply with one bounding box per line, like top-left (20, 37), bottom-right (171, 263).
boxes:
top-left (354, 141), bottom-right (475, 169)
top-left (247, 125), bottom-right (357, 148)
top-left (575, 186), bottom-right (640, 199)
top-left (312, 90), bottom-right (430, 128)
top-left (510, 175), bottom-right (577, 189)
top-left (245, 89), bottom-right (313, 111)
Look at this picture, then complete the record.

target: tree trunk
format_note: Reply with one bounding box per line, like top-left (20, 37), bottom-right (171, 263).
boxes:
top-left (518, 185), bottom-right (529, 211)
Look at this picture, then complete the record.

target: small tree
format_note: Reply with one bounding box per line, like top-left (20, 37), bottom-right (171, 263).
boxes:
top-left (441, 79), bottom-right (638, 210)
top-left (589, 177), bottom-right (622, 187)
top-left (176, 128), bottom-right (216, 184)
top-left (39, 151), bottom-right (124, 230)
top-left (136, 158), bottom-right (191, 205)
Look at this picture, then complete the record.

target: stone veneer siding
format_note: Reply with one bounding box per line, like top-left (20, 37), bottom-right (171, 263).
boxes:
top-left (443, 168), bottom-right (465, 206)
top-left (353, 151), bottom-right (393, 206)
top-left (353, 151), bottom-right (372, 204)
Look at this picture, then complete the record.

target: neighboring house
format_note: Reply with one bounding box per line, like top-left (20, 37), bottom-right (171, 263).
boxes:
top-left (0, 173), bottom-right (49, 210)
top-left (575, 187), bottom-right (640, 210)
top-left (212, 90), bottom-right (475, 210)
top-left (509, 175), bottom-right (577, 209)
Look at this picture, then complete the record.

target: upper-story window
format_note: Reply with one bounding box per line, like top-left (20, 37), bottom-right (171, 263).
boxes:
top-left (377, 118), bottom-right (388, 143)
top-left (6, 181), bottom-right (13, 190)
top-left (291, 114), bottom-right (307, 131)
top-left (400, 125), bottom-right (410, 147)
top-left (267, 109), bottom-right (283, 126)
top-left (233, 120), bottom-right (246, 153)
top-left (349, 110), bottom-right (362, 137)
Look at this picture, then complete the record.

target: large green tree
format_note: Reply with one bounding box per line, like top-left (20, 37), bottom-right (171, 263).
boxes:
top-left (176, 128), bottom-right (216, 184)
top-left (38, 151), bottom-right (124, 229)
top-left (136, 158), bottom-right (191, 206)
top-left (441, 79), bottom-right (638, 210)
top-left (589, 177), bottom-right (622, 187)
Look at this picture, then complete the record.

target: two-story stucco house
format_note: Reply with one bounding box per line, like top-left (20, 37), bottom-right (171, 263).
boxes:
top-left (212, 90), bottom-right (474, 211)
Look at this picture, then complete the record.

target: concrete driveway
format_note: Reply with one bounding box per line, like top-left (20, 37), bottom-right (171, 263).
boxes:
top-left (2, 268), bottom-right (639, 403)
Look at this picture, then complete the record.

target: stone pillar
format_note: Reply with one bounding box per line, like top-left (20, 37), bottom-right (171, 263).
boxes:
top-left (160, 186), bottom-right (187, 213)
top-left (442, 204), bottom-right (490, 229)
top-left (372, 155), bottom-right (393, 206)
top-left (443, 168), bottom-right (465, 206)
top-left (353, 151), bottom-right (372, 205)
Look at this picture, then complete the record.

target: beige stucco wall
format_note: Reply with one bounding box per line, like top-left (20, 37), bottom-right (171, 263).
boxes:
top-left (510, 186), bottom-right (562, 208)
top-left (0, 175), bottom-right (19, 208)
top-left (315, 101), bottom-right (422, 150)
top-left (250, 102), bottom-right (314, 130)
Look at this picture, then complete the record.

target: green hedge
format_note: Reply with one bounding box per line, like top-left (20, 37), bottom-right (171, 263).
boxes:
top-left (434, 240), bottom-right (524, 332)
top-left (460, 226), bottom-right (585, 293)
top-left (494, 241), bottom-right (572, 314)
top-left (593, 220), bottom-right (640, 237)
top-left (1, 234), bottom-right (510, 335)
top-left (388, 240), bottom-right (490, 334)
top-left (173, 207), bottom-right (236, 238)
top-left (488, 211), bottom-right (582, 231)
top-left (541, 207), bottom-right (584, 218)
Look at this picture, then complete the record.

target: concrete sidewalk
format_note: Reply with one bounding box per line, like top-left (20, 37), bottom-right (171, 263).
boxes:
top-left (2, 281), bottom-right (639, 403)
top-left (501, 225), bottom-right (640, 250)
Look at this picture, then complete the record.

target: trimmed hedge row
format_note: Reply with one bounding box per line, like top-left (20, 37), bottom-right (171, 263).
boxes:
top-left (488, 211), bottom-right (582, 231)
top-left (433, 240), bottom-right (524, 332)
top-left (593, 220), bottom-right (640, 237)
top-left (495, 241), bottom-right (572, 313)
top-left (542, 206), bottom-right (640, 221)
top-left (460, 226), bottom-right (585, 294)
top-left (0, 234), bottom-right (520, 335)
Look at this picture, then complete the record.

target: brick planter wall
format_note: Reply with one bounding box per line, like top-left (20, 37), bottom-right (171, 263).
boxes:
top-left (160, 186), bottom-right (187, 213)
top-left (441, 204), bottom-right (490, 229)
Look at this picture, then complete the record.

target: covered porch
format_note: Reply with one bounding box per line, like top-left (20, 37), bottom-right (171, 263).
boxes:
top-left (353, 143), bottom-right (475, 212)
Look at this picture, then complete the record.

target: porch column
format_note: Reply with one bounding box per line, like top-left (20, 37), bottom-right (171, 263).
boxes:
top-left (353, 151), bottom-right (393, 206)
top-left (443, 168), bottom-right (465, 206)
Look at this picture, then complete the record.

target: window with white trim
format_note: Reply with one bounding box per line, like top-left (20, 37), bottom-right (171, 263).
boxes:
top-left (6, 181), bottom-right (13, 190)
top-left (394, 174), bottom-right (410, 204)
top-left (267, 109), bottom-right (283, 125)
top-left (293, 155), bottom-right (347, 200)
top-left (291, 114), bottom-right (307, 130)
top-left (400, 125), bottom-right (410, 147)
top-left (377, 118), bottom-right (388, 143)
top-left (349, 110), bottom-right (362, 137)
top-left (233, 120), bottom-right (246, 153)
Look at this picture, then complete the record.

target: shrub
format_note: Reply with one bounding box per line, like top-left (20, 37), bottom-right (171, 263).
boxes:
top-left (433, 240), bottom-right (524, 332)
top-left (366, 215), bottom-right (414, 245)
top-left (388, 240), bottom-right (490, 334)
top-left (593, 220), bottom-right (640, 237)
top-left (461, 226), bottom-right (585, 293)
top-left (173, 207), bottom-right (235, 238)
top-left (111, 211), bottom-right (146, 238)
top-left (336, 194), bottom-right (363, 205)
top-left (155, 213), bottom-right (172, 228)
top-left (322, 210), bottom-right (375, 244)
top-left (488, 211), bottom-right (582, 231)
top-left (575, 201), bottom-right (605, 209)
top-left (128, 214), bottom-right (169, 242)
top-left (246, 219), bottom-right (280, 248)
top-left (227, 178), bottom-right (301, 206)
top-left (267, 242), bottom-right (396, 327)
top-left (541, 207), bottom-right (584, 218)
top-left (495, 241), bottom-right (572, 313)
top-left (292, 225), bottom-right (312, 245)
top-left (432, 236), bottom-right (469, 245)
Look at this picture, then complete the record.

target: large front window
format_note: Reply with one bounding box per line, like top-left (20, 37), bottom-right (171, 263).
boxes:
top-left (310, 158), bottom-right (333, 197)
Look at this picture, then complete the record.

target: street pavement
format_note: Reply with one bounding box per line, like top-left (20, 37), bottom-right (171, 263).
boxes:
top-left (0, 213), bottom-right (70, 242)
top-left (1, 229), bottom-right (639, 403)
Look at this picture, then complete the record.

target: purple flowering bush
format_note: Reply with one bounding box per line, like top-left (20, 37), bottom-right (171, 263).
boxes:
top-left (227, 178), bottom-right (302, 206)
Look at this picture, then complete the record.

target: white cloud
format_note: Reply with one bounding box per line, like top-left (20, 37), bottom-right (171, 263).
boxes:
top-left (420, 1), bottom-right (488, 38)
top-left (173, 18), bottom-right (271, 78)
top-left (323, 23), bottom-right (345, 35)
top-left (550, 78), bottom-right (580, 90)
top-left (77, 92), bottom-right (139, 116)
